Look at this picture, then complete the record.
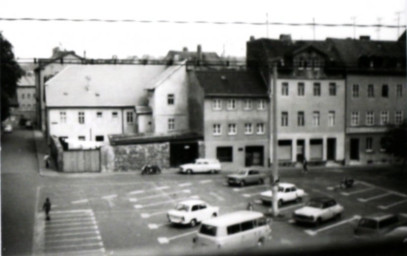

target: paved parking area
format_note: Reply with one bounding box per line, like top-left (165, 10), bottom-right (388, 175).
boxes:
top-left (33, 173), bottom-right (407, 254)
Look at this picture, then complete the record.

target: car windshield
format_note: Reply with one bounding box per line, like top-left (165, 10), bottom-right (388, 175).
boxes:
top-left (238, 170), bottom-right (247, 175)
top-left (358, 218), bottom-right (377, 229)
top-left (199, 224), bottom-right (217, 236)
top-left (175, 204), bottom-right (189, 211)
top-left (307, 200), bottom-right (323, 208)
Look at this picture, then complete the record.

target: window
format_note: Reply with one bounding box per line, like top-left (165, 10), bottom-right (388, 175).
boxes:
top-left (227, 224), bottom-right (241, 235)
top-left (244, 99), bottom-right (253, 110)
top-left (313, 83), bottom-right (321, 96)
top-left (78, 112), bottom-right (85, 124)
top-left (380, 111), bottom-right (389, 125)
top-left (112, 112), bottom-right (118, 118)
top-left (351, 112), bottom-right (359, 126)
top-left (213, 99), bottom-right (222, 110)
top-left (382, 85), bottom-right (389, 97)
top-left (228, 123), bottom-right (237, 135)
top-left (380, 137), bottom-right (388, 152)
top-left (241, 221), bottom-right (254, 231)
top-left (256, 123), bottom-right (265, 134)
top-left (352, 84), bottom-right (359, 97)
top-left (213, 124), bottom-right (221, 135)
top-left (167, 94), bottom-right (174, 105)
top-left (126, 112), bottom-right (134, 123)
top-left (297, 111), bottom-right (305, 126)
top-left (397, 84), bottom-right (403, 97)
top-left (312, 111), bottom-right (320, 127)
top-left (95, 135), bottom-right (104, 142)
top-left (227, 99), bottom-right (236, 110)
top-left (329, 83), bottom-right (336, 96)
top-left (78, 136), bottom-right (85, 141)
top-left (216, 147), bottom-right (233, 162)
top-left (258, 99), bottom-right (265, 110)
top-left (200, 224), bottom-right (217, 237)
top-left (244, 123), bottom-right (253, 134)
top-left (298, 82), bottom-right (305, 96)
top-left (366, 111), bottom-right (374, 126)
top-left (366, 137), bottom-right (373, 152)
top-left (168, 118), bottom-right (175, 131)
top-left (27, 93), bottom-right (31, 98)
top-left (60, 111), bottom-right (66, 123)
top-left (281, 112), bottom-right (288, 127)
top-left (282, 82), bottom-right (289, 96)
top-left (97, 112), bottom-right (102, 118)
top-left (395, 111), bottom-right (403, 125)
top-left (328, 111), bottom-right (335, 126)
top-left (368, 84), bottom-right (375, 97)
top-left (21, 93), bottom-right (25, 99)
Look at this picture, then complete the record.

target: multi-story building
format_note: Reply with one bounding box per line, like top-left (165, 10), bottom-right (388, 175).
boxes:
top-left (194, 70), bottom-right (269, 169)
top-left (16, 69), bottom-right (36, 123)
top-left (247, 35), bottom-right (346, 165)
top-left (328, 35), bottom-right (406, 165)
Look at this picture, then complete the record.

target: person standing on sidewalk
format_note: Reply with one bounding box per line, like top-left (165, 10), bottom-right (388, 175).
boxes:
top-left (302, 158), bottom-right (309, 174)
top-left (44, 154), bottom-right (50, 168)
top-left (43, 198), bottom-right (51, 221)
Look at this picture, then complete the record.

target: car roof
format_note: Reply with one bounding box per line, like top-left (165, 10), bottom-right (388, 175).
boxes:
top-left (361, 212), bottom-right (397, 221)
top-left (202, 211), bottom-right (264, 227)
top-left (177, 199), bottom-right (206, 206)
top-left (278, 183), bottom-right (295, 188)
top-left (196, 158), bottom-right (218, 162)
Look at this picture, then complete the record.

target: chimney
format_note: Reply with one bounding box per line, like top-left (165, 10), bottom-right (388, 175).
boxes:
top-left (196, 45), bottom-right (202, 66)
top-left (359, 36), bottom-right (370, 41)
top-left (279, 34), bottom-right (292, 43)
top-left (250, 36), bottom-right (255, 41)
top-left (182, 47), bottom-right (188, 52)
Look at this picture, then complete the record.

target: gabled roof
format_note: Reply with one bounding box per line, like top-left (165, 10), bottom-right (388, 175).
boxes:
top-left (18, 73), bottom-right (35, 87)
top-left (46, 65), bottom-right (166, 107)
top-left (146, 60), bottom-right (186, 90)
top-left (195, 70), bottom-right (267, 97)
top-left (36, 51), bottom-right (84, 70)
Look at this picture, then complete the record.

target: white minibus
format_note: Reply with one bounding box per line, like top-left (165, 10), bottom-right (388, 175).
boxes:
top-left (193, 210), bottom-right (271, 250)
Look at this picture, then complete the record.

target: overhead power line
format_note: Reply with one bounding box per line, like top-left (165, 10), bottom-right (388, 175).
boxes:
top-left (0, 17), bottom-right (405, 29)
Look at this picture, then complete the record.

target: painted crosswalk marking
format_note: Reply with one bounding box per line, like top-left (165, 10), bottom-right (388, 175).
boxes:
top-left (128, 190), bottom-right (145, 195)
top-left (157, 230), bottom-right (197, 244)
top-left (341, 187), bottom-right (374, 196)
top-left (71, 199), bottom-right (89, 204)
top-left (378, 198), bottom-right (407, 210)
top-left (199, 179), bottom-right (212, 184)
top-left (134, 195), bottom-right (199, 209)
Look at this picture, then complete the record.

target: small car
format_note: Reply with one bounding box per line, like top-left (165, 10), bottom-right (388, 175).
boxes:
top-left (227, 168), bottom-right (267, 187)
top-left (385, 226), bottom-right (407, 243)
top-left (354, 213), bottom-right (407, 239)
top-left (179, 158), bottom-right (221, 174)
top-left (167, 199), bottom-right (219, 227)
top-left (3, 124), bottom-right (13, 133)
top-left (293, 197), bottom-right (344, 226)
top-left (260, 183), bottom-right (305, 206)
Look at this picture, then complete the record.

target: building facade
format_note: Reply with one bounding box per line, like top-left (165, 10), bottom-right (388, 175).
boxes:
top-left (16, 70), bottom-right (36, 124)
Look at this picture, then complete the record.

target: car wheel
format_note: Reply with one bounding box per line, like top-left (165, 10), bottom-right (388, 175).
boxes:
top-left (296, 197), bottom-right (302, 203)
top-left (336, 213), bottom-right (342, 220)
top-left (257, 237), bottom-right (265, 247)
top-left (212, 212), bottom-right (217, 217)
top-left (316, 218), bottom-right (322, 226)
top-left (190, 219), bottom-right (197, 227)
top-left (187, 169), bottom-right (193, 174)
top-left (278, 199), bottom-right (283, 207)
top-left (240, 180), bottom-right (246, 187)
top-left (211, 169), bottom-right (216, 174)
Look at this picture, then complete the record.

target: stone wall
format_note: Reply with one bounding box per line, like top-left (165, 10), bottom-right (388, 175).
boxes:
top-left (110, 142), bottom-right (170, 172)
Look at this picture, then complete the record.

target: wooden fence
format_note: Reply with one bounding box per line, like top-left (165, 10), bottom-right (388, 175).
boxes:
top-left (62, 149), bottom-right (101, 172)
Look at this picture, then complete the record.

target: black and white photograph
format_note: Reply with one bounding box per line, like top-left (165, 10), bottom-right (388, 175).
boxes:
top-left (1, 0), bottom-right (407, 255)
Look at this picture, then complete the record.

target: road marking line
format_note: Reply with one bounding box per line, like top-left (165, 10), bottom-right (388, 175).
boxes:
top-left (128, 190), bottom-right (145, 195)
top-left (209, 192), bottom-right (224, 201)
top-left (46, 222), bottom-right (97, 229)
top-left (133, 189), bottom-right (191, 201)
top-left (179, 183), bottom-right (192, 187)
top-left (157, 230), bottom-right (197, 244)
top-left (46, 241), bottom-right (103, 250)
top-left (233, 185), bottom-right (268, 193)
top-left (45, 225), bottom-right (98, 233)
top-left (134, 195), bottom-right (199, 209)
top-left (156, 186), bottom-right (170, 190)
top-left (357, 181), bottom-right (407, 198)
top-left (53, 248), bottom-right (105, 255)
top-left (45, 216), bottom-right (94, 224)
top-left (71, 199), bottom-right (89, 204)
top-left (358, 192), bottom-right (392, 202)
top-left (341, 187), bottom-right (374, 196)
top-left (141, 210), bottom-right (168, 218)
top-left (378, 198), bottom-right (407, 209)
top-left (129, 198), bottom-right (138, 202)
top-left (102, 194), bottom-right (117, 200)
top-left (199, 179), bottom-right (212, 184)
top-left (148, 223), bottom-right (170, 229)
top-left (304, 215), bottom-right (360, 236)
top-left (51, 209), bottom-right (93, 214)
top-left (45, 230), bottom-right (100, 238)
top-left (45, 235), bottom-right (102, 244)
top-left (242, 191), bottom-right (261, 198)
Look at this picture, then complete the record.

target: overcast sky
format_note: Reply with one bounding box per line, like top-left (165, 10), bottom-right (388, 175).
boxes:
top-left (1, 0), bottom-right (405, 60)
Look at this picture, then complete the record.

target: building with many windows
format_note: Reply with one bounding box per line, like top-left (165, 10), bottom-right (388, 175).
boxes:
top-left (247, 35), bottom-right (346, 165)
top-left (15, 68), bottom-right (37, 124)
top-left (328, 35), bottom-right (406, 165)
top-left (194, 70), bottom-right (269, 168)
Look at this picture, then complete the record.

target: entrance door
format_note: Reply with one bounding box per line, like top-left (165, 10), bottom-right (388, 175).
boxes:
top-left (350, 138), bottom-right (359, 160)
top-left (327, 138), bottom-right (336, 160)
top-left (296, 139), bottom-right (305, 162)
top-left (245, 146), bottom-right (264, 167)
top-left (170, 142), bottom-right (198, 167)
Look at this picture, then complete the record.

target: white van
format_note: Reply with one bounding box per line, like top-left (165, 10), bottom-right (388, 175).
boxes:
top-left (193, 210), bottom-right (271, 250)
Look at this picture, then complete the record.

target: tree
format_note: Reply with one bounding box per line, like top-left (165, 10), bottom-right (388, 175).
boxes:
top-left (383, 121), bottom-right (407, 173)
top-left (1, 33), bottom-right (23, 122)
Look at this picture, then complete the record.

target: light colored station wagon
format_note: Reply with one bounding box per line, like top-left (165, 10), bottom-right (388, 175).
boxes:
top-left (227, 168), bottom-right (267, 187)
top-left (179, 158), bottom-right (221, 174)
top-left (260, 183), bottom-right (305, 206)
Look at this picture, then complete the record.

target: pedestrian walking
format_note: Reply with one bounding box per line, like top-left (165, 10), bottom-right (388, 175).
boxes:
top-left (302, 158), bottom-right (308, 174)
top-left (43, 198), bottom-right (51, 221)
top-left (44, 154), bottom-right (50, 168)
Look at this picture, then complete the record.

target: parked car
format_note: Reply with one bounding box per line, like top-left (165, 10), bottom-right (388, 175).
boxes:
top-left (293, 197), bottom-right (344, 226)
top-left (227, 168), bottom-right (267, 187)
top-left (385, 226), bottom-right (407, 243)
top-left (260, 183), bottom-right (305, 206)
top-left (179, 158), bottom-right (221, 174)
top-left (193, 210), bottom-right (271, 250)
top-left (25, 120), bottom-right (33, 128)
top-left (167, 199), bottom-right (219, 227)
top-left (354, 213), bottom-right (407, 239)
top-left (3, 123), bottom-right (13, 133)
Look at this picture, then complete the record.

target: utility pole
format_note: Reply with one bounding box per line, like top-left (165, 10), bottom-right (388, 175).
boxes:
top-left (271, 63), bottom-right (279, 217)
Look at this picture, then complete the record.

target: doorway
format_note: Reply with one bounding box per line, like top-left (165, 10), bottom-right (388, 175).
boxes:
top-left (296, 139), bottom-right (305, 162)
top-left (245, 146), bottom-right (264, 167)
top-left (327, 138), bottom-right (336, 160)
top-left (350, 138), bottom-right (359, 160)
